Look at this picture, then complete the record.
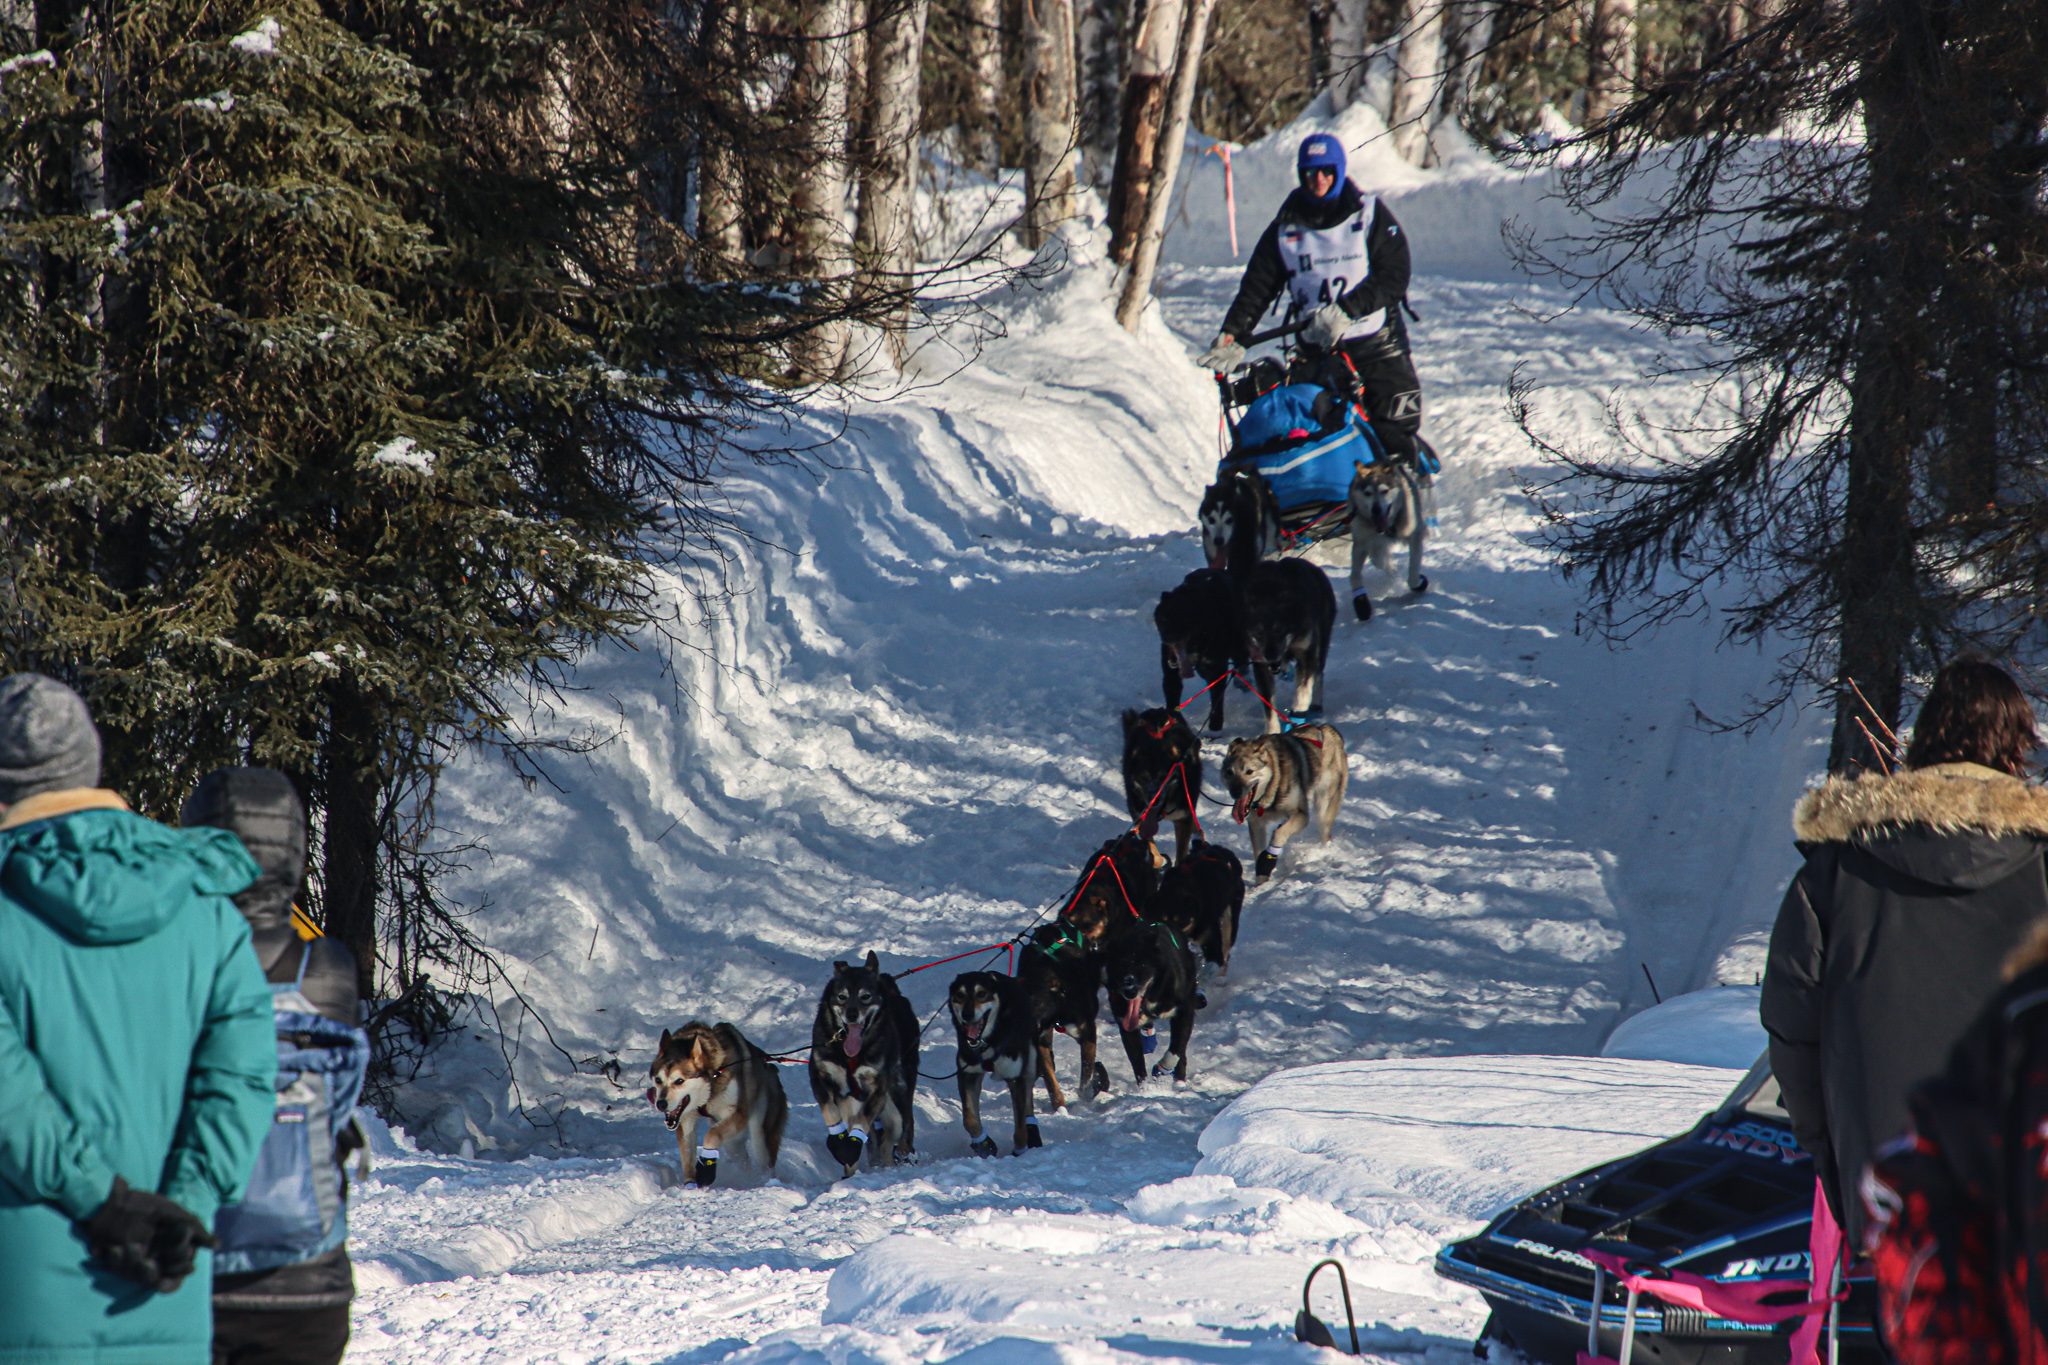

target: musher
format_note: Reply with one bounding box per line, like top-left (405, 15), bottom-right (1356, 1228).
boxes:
top-left (1195, 133), bottom-right (1424, 466)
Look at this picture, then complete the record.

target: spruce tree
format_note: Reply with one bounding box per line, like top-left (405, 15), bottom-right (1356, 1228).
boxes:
top-left (0, 0), bottom-right (835, 1024)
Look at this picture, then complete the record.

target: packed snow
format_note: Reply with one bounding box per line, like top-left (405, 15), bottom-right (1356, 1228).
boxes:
top-left (342, 112), bottom-right (1824, 1362)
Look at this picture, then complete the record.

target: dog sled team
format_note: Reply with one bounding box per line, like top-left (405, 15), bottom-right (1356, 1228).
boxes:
top-left (642, 130), bottom-right (1434, 1192)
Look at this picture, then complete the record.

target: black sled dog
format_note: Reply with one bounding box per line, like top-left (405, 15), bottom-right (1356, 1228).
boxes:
top-left (1148, 842), bottom-right (1244, 978)
top-left (1063, 831), bottom-right (1163, 945)
top-left (1105, 919), bottom-right (1201, 1083)
top-left (947, 971), bottom-right (1042, 1156)
top-left (1154, 569), bottom-right (1243, 734)
top-left (1121, 707), bottom-right (1203, 864)
top-left (1018, 922), bottom-right (1107, 1107)
top-left (1198, 468), bottom-right (1281, 574)
top-left (809, 952), bottom-right (919, 1176)
top-left (1239, 558), bottom-right (1337, 732)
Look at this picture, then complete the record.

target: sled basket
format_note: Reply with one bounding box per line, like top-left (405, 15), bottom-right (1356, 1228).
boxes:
top-left (1222, 382), bottom-right (1386, 514)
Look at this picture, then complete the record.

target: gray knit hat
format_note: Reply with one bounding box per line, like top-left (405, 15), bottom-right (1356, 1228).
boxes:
top-left (0, 674), bottom-right (103, 804)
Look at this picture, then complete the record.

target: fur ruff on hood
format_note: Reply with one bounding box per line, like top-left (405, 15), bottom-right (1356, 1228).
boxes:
top-left (1794, 762), bottom-right (2048, 845)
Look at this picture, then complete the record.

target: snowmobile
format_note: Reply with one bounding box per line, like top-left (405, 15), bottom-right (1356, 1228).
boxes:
top-left (1433, 1054), bottom-right (1883, 1365)
top-left (1215, 323), bottom-right (1437, 555)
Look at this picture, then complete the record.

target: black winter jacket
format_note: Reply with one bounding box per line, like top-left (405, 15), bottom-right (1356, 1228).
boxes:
top-left (1761, 762), bottom-right (2048, 1246)
top-left (1219, 179), bottom-right (1411, 343)
top-left (182, 767), bottom-right (361, 1311)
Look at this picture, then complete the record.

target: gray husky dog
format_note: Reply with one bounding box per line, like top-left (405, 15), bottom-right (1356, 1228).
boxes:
top-left (647, 1021), bottom-right (789, 1187)
top-left (1223, 724), bottom-right (1348, 884)
top-left (1346, 458), bottom-right (1429, 621)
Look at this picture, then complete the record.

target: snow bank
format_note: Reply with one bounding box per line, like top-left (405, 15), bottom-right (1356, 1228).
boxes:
top-left (1601, 986), bottom-right (1766, 1070)
top-left (733, 1055), bottom-right (1741, 1362)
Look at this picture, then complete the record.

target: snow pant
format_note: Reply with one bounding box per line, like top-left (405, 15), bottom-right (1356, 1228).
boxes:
top-left (1337, 333), bottom-right (1422, 464)
top-left (1291, 331), bottom-right (1423, 464)
top-left (211, 1304), bottom-right (349, 1365)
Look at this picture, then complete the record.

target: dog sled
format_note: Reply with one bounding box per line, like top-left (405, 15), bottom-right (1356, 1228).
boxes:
top-left (1214, 324), bottom-right (1438, 556)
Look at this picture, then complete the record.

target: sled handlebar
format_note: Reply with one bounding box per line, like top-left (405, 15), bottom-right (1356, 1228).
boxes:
top-left (1240, 321), bottom-right (1305, 347)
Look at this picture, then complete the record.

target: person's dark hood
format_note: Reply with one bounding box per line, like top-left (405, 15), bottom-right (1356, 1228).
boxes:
top-left (1278, 178), bottom-right (1366, 232)
top-left (180, 766), bottom-right (307, 929)
top-left (1794, 762), bottom-right (2048, 891)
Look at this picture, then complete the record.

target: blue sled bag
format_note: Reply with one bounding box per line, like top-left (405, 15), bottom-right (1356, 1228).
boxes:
top-left (212, 950), bottom-right (371, 1274)
top-left (1225, 382), bottom-right (1386, 509)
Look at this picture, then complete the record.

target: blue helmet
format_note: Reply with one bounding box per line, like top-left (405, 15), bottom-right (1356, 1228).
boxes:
top-left (1296, 134), bottom-right (1346, 201)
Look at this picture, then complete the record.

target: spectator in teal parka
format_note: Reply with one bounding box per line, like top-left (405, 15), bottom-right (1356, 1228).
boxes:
top-left (0, 673), bottom-right (276, 1364)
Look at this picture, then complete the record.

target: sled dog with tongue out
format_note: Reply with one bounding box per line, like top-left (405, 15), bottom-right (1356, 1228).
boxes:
top-left (1224, 724), bottom-right (1347, 884)
top-left (809, 952), bottom-right (921, 1177)
top-left (947, 971), bottom-right (1042, 1156)
top-left (1105, 920), bottom-right (1202, 1083)
top-left (647, 1021), bottom-right (789, 1187)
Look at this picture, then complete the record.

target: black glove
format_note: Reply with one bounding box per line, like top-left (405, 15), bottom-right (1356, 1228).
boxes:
top-left (83, 1177), bottom-right (214, 1293)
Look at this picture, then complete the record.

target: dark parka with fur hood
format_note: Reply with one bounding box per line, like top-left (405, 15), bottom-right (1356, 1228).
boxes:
top-left (1762, 762), bottom-right (2048, 1245)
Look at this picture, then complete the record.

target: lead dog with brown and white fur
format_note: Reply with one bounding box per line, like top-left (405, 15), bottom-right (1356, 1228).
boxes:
top-left (1224, 724), bottom-right (1348, 883)
top-left (647, 1021), bottom-right (789, 1187)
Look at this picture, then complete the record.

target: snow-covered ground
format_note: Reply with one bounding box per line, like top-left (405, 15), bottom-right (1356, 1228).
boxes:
top-left (342, 115), bottom-right (1823, 1362)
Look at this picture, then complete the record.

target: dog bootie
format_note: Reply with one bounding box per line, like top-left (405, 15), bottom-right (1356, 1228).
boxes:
top-left (1194, 989), bottom-right (1209, 1010)
top-left (1352, 589), bottom-right (1372, 621)
top-left (691, 1151), bottom-right (719, 1187)
top-left (1025, 1118), bottom-right (1043, 1149)
top-left (1140, 1023), bottom-right (1158, 1055)
top-left (1254, 850), bottom-right (1279, 882)
top-left (970, 1134), bottom-right (999, 1159)
top-left (1152, 1052), bottom-right (1183, 1079)
top-left (826, 1132), bottom-right (864, 1169)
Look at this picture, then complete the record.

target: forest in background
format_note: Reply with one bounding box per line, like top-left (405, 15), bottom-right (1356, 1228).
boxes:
top-left (3, 0), bottom-right (2043, 1100)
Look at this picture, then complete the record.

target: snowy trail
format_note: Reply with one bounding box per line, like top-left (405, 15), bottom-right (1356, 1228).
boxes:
top-left (347, 124), bottom-right (1823, 1362)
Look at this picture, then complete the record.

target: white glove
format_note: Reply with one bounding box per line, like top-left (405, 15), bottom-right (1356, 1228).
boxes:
top-left (1195, 335), bottom-right (1246, 372)
top-left (1301, 301), bottom-right (1352, 349)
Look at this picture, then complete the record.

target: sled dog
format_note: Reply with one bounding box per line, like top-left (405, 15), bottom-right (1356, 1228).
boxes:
top-left (1224, 725), bottom-right (1348, 883)
top-left (1020, 922), bottom-right (1108, 1107)
top-left (1122, 707), bottom-right (1204, 864)
top-left (808, 952), bottom-right (919, 1177)
top-left (1154, 569), bottom-right (1243, 733)
top-left (1199, 468), bottom-right (1281, 575)
top-left (1063, 831), bottom-right (1165, 947)
top-left (1346, 458), bottom-right (1429, 621)
top-left (948, 971), bottom-right (1042, 1156)
top-left (1149, 841), bottom-right (1244, 977)
top-left (1105, 919), bottom-right (1201, 1083)
top-left (1238, 558), bottom-right (1337, 732)
top-left (647, 1021), bottom-right (789, 1187)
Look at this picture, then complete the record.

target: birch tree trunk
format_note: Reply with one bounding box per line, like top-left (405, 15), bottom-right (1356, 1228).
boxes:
top-left (790, 0), bottom-right (858, 376)
top-left (1020, 0), bottom-right (1080, 250)
top-left (1106, 0), bottom-right (1182, 263)
top-left (1114, 0), bottom-right (1214, 331)
top-left (1325, 0), bottom-right (1369, 108)
top-left (1387, 0), bottom-right (1447, 165)
top-left (853, 0), bottom-right (930, 365)
top-left (1582, 0), bottom-right (1637, 128)
top-left (965, 0), bottom-right (1004, 172)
